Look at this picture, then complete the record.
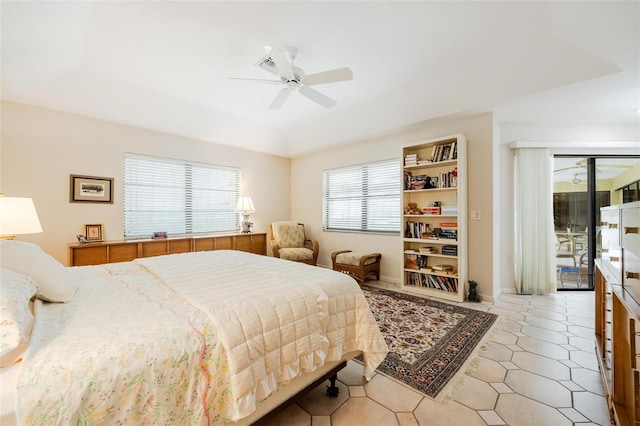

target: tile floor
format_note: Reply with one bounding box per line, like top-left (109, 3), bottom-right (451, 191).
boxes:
top-left (260, 282), bottom-right (611, 426)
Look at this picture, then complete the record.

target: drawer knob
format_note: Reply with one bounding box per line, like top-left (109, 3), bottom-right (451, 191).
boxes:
top-left (609, 223), bottom-right (618, 229)
top-left (610, 256), bottom-right (620, 262)
top-left (626, 271), bottom-right (640, 280)
top-left (624, 226), bottom-right (639, 234)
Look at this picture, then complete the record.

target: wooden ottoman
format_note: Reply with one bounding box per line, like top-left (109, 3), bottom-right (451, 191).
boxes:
top-left (331, 250), bottom-right (381, 285)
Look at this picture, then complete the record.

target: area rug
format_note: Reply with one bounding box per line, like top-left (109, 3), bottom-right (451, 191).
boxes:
top-left (359, 285), bottom-right (498, 399)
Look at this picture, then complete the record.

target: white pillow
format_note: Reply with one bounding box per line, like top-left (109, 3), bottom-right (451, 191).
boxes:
top-left (0, 268), bottom-right (37, 367)
top-left (0, 240), bottom-right (79, 303)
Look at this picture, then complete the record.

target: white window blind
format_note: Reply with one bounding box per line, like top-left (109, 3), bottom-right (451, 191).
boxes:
top-left (323, 158), bottom-right (401, 234)
top-left (123, 153), bottom-right (240, 239)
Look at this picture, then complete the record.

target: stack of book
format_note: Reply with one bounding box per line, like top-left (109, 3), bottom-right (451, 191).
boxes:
top-left (404, 154), bottom-right (418, 166)
top-left (432, 264), bottom-right (454, 272)
top-left (422, 206), bottom-right (441, 215)
top-left (441, 205), bottom-right (458, 216)
top-left (419, 246), bottom-right (435, 254)
top-left (442, 245), bottom-right (458, 256)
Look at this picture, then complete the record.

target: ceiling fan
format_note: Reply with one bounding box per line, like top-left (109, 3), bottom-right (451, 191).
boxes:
top-left (554, 158), bottom-right (632, 175)
top-left (230, 45), bottom-right (353, 109)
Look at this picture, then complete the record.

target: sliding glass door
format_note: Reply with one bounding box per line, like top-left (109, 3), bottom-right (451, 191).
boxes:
top-left (553, 156), bottom-right (639, 290)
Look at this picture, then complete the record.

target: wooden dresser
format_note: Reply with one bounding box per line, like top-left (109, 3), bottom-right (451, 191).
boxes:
top-left (594, 201), bottom-right (639, 426)
top-left (69, 233), bottom-right (267, 266)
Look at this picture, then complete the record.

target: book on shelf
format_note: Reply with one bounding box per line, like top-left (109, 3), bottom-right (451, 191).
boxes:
top-left (418, 246), bottom-right (435, 253)
top-left (438, 222), bottom-right (458, 229)
top-left (404, 170), bottom-right (412, 190)
top-left (428, 141), bottom-right (458, 163)
top-left (405, 253), bottom-right (418, 269)
top-left (404, 154), bottom-right (418, 166)
top-left (437, 228), bottom-right (458, 240)
top-left (416, 254), bottom-right (429, 269)
top-left (405, 221), bottom-right (435, 239)
top-left (422, 206), bottom-right (441, 215)
top-left (440, 205), bottom-right (458, 215)
top-left (406, 272), bottom-right (458, 292)
top-left (442, 245), bottom-right (458, 256)
top-left (432, 264), bottom-right (453, 271)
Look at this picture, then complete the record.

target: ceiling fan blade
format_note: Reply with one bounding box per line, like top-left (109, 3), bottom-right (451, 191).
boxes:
top-left (598, 164), bottom-right (633, 168)
top-left (304, 67), bottom-right (353, 86)
top-left (299, 86), bottom-right (337, 108)
top-left (228, 77), bottom-right (282, 85)
top-left (262, 45), bottom-right (295, 81)
top-left (269, 88), bottom-right (293, 109)
top-left (553, 166), bottom-right (580, 174)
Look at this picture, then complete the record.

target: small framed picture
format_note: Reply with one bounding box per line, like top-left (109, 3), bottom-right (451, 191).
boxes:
top-left (70, 175), bottom-right (114, 203)
top-left (152, 231), bottom-right (167, 239)
top-left (84, 224), bottom-right (104, 242)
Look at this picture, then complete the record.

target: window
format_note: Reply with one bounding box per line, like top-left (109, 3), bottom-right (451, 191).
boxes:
top-left (322, 159), bottom-right (401, 234)
top-left (123, 153), bottom-right (240, 239)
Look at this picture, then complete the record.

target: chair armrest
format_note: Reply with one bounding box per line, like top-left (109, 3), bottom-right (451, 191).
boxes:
top-left (359, 253), bottom-right (381, 267)
top-left (305, 239), bottom-right (319, 265)
top-left (270, 240), bottom-right (281, 258)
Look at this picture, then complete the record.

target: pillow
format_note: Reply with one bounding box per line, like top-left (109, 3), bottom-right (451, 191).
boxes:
top-left (0, 240), bottom-right (79, 303)
top-left (0, 268), bottom-right (37, 367)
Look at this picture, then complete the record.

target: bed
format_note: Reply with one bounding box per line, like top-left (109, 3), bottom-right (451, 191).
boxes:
top-left (0, 240), bottom-right (388, 425)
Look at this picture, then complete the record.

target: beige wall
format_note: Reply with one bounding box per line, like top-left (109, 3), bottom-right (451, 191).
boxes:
top-left (290, 113), bottom-right (495, 300)
top-left (0, 101), bottom-right (291, 264)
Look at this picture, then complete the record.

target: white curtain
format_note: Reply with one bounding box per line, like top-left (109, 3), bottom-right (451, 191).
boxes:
top-left (514, 148), bottom-right (557, 294)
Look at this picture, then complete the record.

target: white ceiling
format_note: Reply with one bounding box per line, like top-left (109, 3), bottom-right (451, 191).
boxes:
top-left (1, 1), bottom-right (639, 158)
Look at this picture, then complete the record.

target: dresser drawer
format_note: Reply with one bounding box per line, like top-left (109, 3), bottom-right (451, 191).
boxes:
top-left (623, 249), bottom-right (640, 307)
top-left (621, 207), bottom-right (640, 257)
top-left (602, 246), bottom-right (622, 284)
top-left (601, 223), bottom-right (620, 251)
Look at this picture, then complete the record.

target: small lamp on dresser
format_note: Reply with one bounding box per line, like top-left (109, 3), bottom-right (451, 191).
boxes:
top-left (0, 196), bottom-right (43, 239)
top-left (235, 196), bottom-right (255, 233)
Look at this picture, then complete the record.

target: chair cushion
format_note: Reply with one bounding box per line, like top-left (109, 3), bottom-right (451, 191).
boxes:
top-left (335, 252), bottom-right (378, 266)
top-left (272, 222), bottom-right (305, 248)
top-left (279, 247), bottom-right (313, 261)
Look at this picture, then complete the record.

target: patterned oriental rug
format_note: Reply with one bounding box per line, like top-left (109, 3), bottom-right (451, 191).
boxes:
top-left (360, 285), bottom-right (499, 399)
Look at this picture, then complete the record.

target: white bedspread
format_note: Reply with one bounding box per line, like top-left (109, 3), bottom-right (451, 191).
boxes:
top-left (14, 250), bottom-right (388, 425)
top-left (136, 250), bottom-right (387, 420)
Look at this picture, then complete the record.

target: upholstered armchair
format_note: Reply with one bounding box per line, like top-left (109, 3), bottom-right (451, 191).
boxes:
top-left (270, 221), bottom-right (319, 266)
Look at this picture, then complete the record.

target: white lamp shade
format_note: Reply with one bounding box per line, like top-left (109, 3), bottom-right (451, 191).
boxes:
top-left (235, 196), bottom-right (255, 213)
top-left (0, 197), bottom-right (43, 236)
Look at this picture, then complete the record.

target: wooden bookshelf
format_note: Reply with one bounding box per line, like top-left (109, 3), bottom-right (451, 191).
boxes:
top-left (401, 134), bottom-right (467, 302)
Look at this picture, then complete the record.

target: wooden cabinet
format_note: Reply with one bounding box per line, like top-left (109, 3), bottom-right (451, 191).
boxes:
top-left (401, 134), bottom-right (467, 302)
top-left (595, 201), bottom-right (640, 426)
top-left (69, 233), bottom-right (267, 266)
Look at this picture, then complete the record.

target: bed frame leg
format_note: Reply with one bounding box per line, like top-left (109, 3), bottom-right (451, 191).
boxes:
top-left (325, 374), bottom-right (339, 397)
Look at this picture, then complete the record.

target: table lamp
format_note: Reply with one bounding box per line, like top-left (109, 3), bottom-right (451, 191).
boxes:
top-left (235, 196), bottom-right (255, 233)
top-left (0, 196), bottom-right (43, 239)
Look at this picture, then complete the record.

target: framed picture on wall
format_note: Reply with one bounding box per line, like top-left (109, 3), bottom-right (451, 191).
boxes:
top-left (70, 175), bottom-right (113, 203)
top-left (84, 224), bottom-right (104, 242)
